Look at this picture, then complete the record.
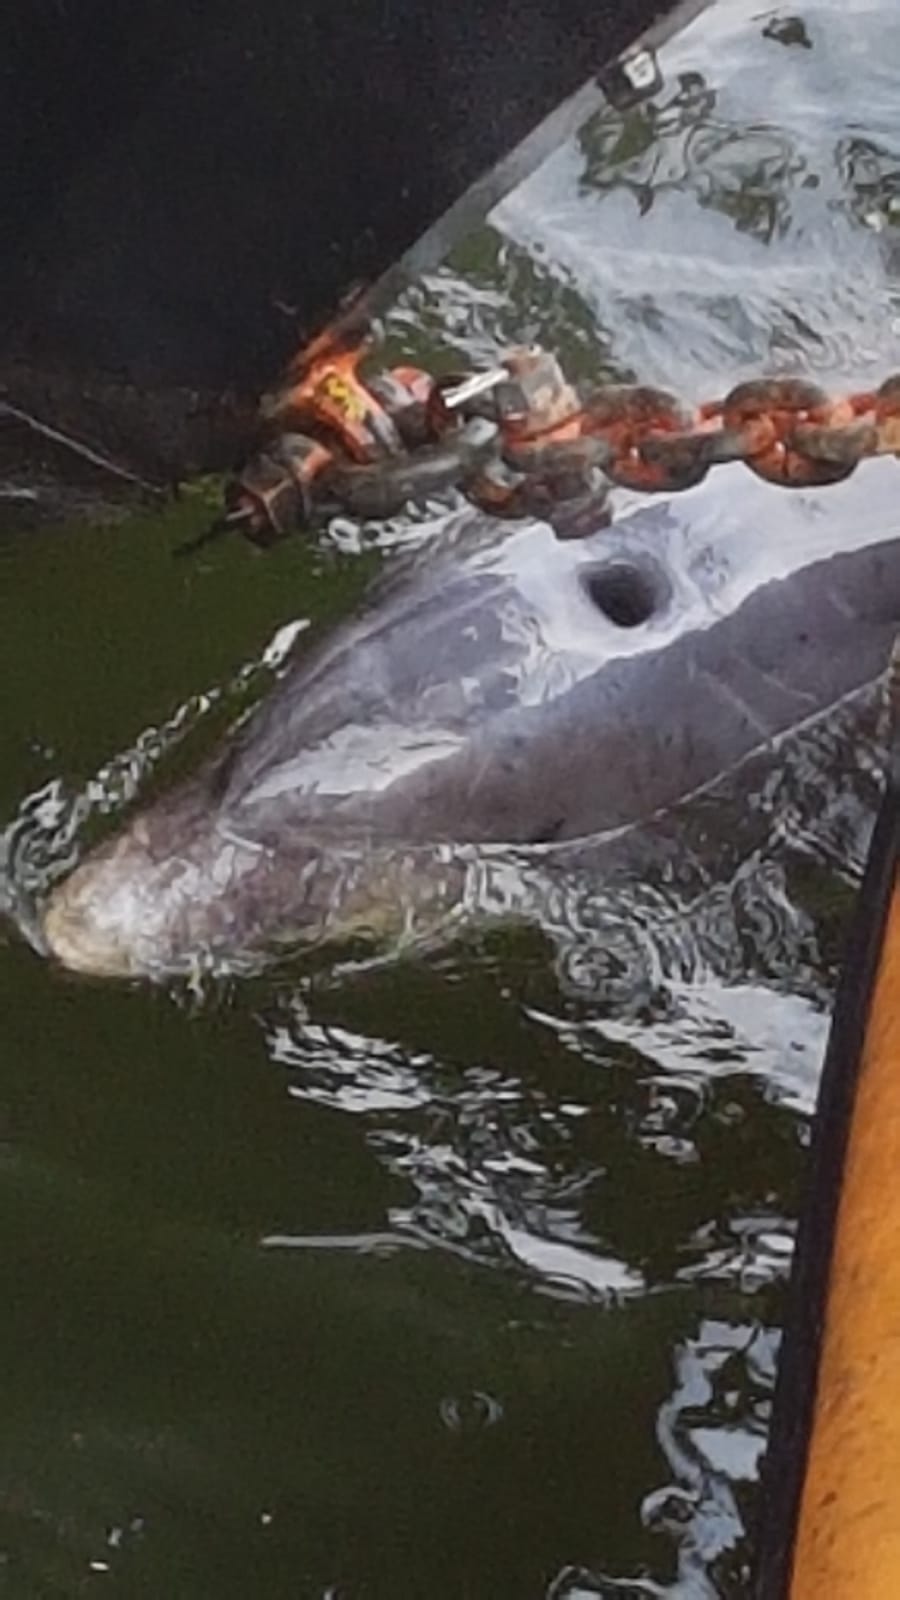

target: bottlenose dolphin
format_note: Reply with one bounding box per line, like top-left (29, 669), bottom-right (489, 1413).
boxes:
top-left (40, 462), bottom-right (900, 981)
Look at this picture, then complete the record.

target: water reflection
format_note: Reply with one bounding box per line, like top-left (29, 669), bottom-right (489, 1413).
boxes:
top-left (547, 1318), bottom-right (776, 1597)
top-left (388, 0), bottom-right (900, 402)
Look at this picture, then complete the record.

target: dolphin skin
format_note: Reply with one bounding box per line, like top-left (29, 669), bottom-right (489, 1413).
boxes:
top-left (41, 464), bottom-right (900, 981)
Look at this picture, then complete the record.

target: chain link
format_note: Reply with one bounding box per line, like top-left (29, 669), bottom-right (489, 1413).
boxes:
top-left (511, 371), bottom-right (900, 494)
top-left (496, 368), bottom-right (896, 492)
top-left (214, 334), bottom-right (900, 550)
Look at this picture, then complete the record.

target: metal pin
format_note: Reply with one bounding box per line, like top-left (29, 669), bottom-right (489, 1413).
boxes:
top-left (441, 368), bottom-right (509, 411)
top-left (172, 504), bottom-right (254, 559)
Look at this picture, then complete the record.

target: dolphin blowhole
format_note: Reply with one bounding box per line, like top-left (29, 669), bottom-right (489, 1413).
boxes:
top-left (580, 555), bottom-right (673, 628)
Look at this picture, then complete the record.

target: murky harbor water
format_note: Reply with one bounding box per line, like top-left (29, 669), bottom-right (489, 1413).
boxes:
top-left (3, 0), bottom-right (900, 1593)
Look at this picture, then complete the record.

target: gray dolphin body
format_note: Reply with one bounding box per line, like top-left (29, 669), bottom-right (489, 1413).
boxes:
top-left (41, 465), bottom-right (900, 980)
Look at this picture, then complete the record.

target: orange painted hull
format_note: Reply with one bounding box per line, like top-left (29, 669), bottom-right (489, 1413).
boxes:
top-left (754, 765), bottom-right (900, 1597)
top-left (790, 868), bottom-right (900, 1595)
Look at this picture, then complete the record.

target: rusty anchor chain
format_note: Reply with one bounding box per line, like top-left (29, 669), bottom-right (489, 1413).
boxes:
top-left (181, 320), bottom-right (900, 555)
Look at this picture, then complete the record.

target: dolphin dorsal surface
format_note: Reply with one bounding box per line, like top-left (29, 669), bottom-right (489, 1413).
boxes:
top-left (39, 462), bottom-right (900, 978)
top-left (221, 470), bottom-right (900, 848)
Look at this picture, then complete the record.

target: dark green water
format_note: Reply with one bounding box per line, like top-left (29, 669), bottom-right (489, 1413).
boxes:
top-left (3, 1), bottom-right (900, 1594)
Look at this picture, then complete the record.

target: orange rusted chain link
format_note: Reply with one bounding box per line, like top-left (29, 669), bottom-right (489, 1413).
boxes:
top-left (450, 361), bottom-right (900, 500)
top-left (562, 372), bottom-right (900, 493)
top-left (204, 327), bottom-right (900, 554)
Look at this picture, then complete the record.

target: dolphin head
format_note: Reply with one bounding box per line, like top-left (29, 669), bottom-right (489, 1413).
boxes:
top-left (40, 779), bottom-right (277, 979)
top-left (36, 471), bottom-right (900, 982)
